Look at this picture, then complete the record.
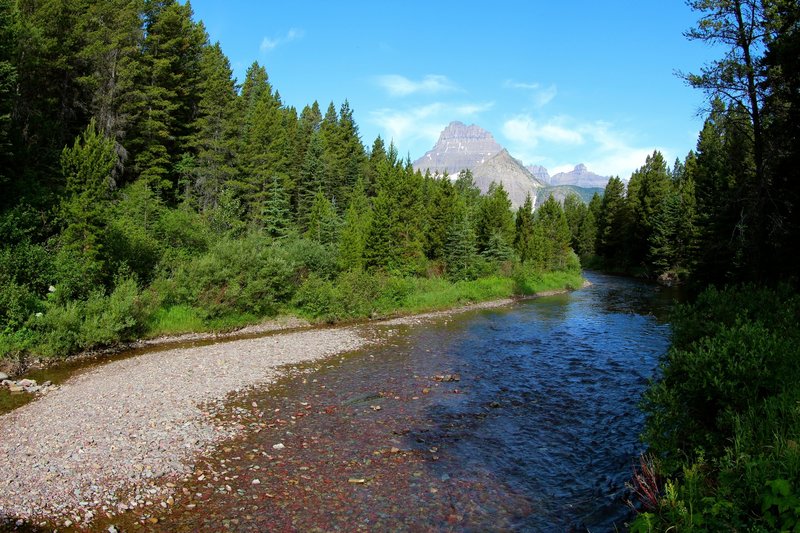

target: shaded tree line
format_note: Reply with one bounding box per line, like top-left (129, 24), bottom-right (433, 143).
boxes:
top-left (586, 0), bottom-right (800, 287)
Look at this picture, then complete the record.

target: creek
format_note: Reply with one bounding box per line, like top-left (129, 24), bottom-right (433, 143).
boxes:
top-left (98, 271), bottom-right (676, 532)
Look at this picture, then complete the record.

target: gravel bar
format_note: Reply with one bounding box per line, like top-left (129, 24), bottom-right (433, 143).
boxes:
top-left (0, 326), bottom-right (369, 526)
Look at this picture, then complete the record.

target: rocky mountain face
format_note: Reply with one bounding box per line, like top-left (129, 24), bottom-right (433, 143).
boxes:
top-left (526, 165), bottom-right (551, 184)
top-left (413, 121), bottom-right (503, 176)
top-left (472, 150), bottom-right (545, 207)
top-left (549, 164), bottom-right (609, 188)
top-left (413, 121), bottom-right (607, 208)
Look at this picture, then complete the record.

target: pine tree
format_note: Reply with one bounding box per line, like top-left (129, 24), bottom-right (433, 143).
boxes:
top-left (126, 0), bottom-right (206, 197)
top-left (236, 64), bottom-right (288, 218)
top-left (365, 144), bottom-right (424, 273)
top-left (189, 42), bottom-right (237, 211)
top-left (0, 0), bottom-right (16, 197)
top-left (338, 178), bottom-right (372, 271)
top-left (597, 177), bottom-right (631, 265)
top-left (76, 0), bottom-right (143, 183)
top-left (59, 119), bottom-right (116, 258)
top-left (562, 193), bottom-right (587, 250)
top-left (576, 208), bottom-right (597, 259)
top-left (424, 175), bottom-right (457, 261)
top-left (626, 150), bottom-right (672, 268)
top-left (296, 133), bottom-right (326, 230)
top-left (260, 174), bottom-right (291, 239)
top-left (475, 182), bottom-right (515, 256)
top-left (514, 194), bottom-right (536, 263)
top-left (535, 195), bottom-right (571, 270)
top-left (305, 190), bottom-right (339, 245)
top-left (445, 197), bottom-right (477, 280)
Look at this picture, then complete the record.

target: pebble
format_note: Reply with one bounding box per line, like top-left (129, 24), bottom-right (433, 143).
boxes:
top-left (0, 326), bottom-right (370, 526)
top-left (0, 372), bottom-right (8, 380)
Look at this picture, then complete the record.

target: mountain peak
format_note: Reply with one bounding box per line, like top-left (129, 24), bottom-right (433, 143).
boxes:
top-left (550, 164), bottom-right (609, 188)
top-left (413, 122), bottom-right (503, 176)
top-left (472, 149), bottom-right (545, 208)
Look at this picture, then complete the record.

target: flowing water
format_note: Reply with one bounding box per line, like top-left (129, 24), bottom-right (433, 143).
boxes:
top-left (92, 271), bottom-right (676, 532)
top-left (3, 272), bottom-right (677, 531)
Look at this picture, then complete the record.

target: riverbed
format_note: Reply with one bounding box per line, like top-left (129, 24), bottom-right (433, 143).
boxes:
top-left (1, 272), bottom-right (676, 531)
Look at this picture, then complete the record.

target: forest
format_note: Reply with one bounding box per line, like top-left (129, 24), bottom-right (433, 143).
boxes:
top-left (0, 0), bottom-right (582, 364)
top-left (0, 0), bottom-right (799, 530)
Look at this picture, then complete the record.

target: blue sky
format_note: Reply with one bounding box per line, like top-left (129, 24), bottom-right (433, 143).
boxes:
top-left (188, 1), bottom-right (718, 178)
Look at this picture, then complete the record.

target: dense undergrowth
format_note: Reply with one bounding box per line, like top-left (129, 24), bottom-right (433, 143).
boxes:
top-left (0, 213), bottom-right (583, 366)
top-left (630, 284), bottom-right (800, 532)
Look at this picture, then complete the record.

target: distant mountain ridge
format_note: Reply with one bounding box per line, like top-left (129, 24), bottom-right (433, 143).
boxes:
top-left (472, 149), bottom-right (544, 207)
top-left (549, 164), bottom-right (610, 188)
top-left (413, 121), bottom-right (607, 207)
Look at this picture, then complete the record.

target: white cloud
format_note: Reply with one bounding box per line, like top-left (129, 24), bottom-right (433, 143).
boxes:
top-left (260, 28), bottom-right (304, 53)
top-left (369, 101), bottom-right (494, 153)
top-left (503, 115), bottom-right (584, 147)
top-left (374, 74), bottom-right (459, 97)
top-left (503, 79), bottom-right (558, 107)
top-left (502, 114), bottom-right (668, 178)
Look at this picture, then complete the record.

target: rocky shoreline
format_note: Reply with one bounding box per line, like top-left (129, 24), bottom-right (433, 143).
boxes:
top-left (0, 326), bottom-right (372, 529)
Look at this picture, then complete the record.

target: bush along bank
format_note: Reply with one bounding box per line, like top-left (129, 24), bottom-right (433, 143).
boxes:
top-left (629, 284), bottom-right (800, 531)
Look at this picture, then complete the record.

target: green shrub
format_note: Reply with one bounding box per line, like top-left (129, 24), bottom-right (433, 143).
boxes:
top-left (282, 237), bottom-right (339, 280)
top-left (635, 284), bottom-right (800, 531)
top-left (293, 273), bottom-right (342, 321)
top-left (79, 276), bottom-right (147, 346)
top-left (335, 269), bottom-right (381, 318)
top-left (178, 233), bottom-right (296, 319)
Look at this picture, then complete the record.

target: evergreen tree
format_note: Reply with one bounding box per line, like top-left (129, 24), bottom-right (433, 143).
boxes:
top-left (453, 169), bottom-right (482, 210)
top-left (576, 208), bottom-right (597, 259)
top-left (364, 135), bottom-right (387, 196)
top-left (424, 175), bottom-right (457, 261)
top-left (626, 150), bottom-right (672, 267)
top-left (597, 176), bottom-right (631, 265)
top-left (12, 0), bottom-right (93, 200)
top-left (76, 0), bottom-right (143, 183)
top-left (338, 178), bottom-right (372, 271)
top-left (126, 0), bottom-right (206, 197)
top-left (330, 100), bottom-right (366, 208)
top-left (563, 193), bottom-right (587, 251)
top-left (445, 197), bottom-right (477, 280)
top-left (259, 174), bottom-right (291, 239)
top-left (0, 0), bottom-right (16, 198)
top-left (535, 195), bottom-right (571, 270)
top-left (236, 64), bottom-right (288, 217)
top-left (296, 133), bottom-right (326, 229)
top-left (514, 194), bottom-right (536, 264)
top-left (189, 42), bottom-right (237, 211)
top-left (475, 182), bottom-right (515, 256)
top-left (761, 0), bottom-right (800, 279)
top-left (305, 190), bottom-right (339, 245)
top-left (59, 119), bottom-right (116, 259)
top-left (365, 144), bottom-right (424, 273)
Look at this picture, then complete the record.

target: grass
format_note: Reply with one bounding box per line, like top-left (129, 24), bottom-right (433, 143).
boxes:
top-left (145, 305), bottom-right (205, 337)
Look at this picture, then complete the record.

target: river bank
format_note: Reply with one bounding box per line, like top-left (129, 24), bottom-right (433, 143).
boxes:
top-left (0, 282), bottom-right (589, 530)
